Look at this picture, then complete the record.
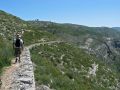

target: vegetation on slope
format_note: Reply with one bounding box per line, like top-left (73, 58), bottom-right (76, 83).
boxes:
top-left (0, 36), bottom-right (13, 75)
top-left (23, 29), bottom-right (57, 46)
top-left (28, 20), bottom-right (120, 40)
top-left (28, 20), bottom-right (120, 73)
top-left (0, 10), bottom-right (27, 40)
top-left (30, 42), bottom-right (119, 90)
top-left (0, 10), bottom-right (27, 75)
top-left (0, 10), bottom-right (120, 90)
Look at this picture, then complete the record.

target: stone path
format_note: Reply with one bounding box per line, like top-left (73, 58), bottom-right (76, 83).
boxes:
top-left (9, 47), bottom-right (35, 90)
top-left (1, 47), bottom-right (35, 90)
top-left (0, 60), bottom-right (20, 90)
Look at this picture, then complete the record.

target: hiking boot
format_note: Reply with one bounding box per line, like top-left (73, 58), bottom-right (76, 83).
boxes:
top-left (15, 58), bottom-right (18, 63)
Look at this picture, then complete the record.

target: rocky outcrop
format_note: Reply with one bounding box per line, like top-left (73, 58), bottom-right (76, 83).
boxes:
top-left (10, 48), bottom-right (35, 90)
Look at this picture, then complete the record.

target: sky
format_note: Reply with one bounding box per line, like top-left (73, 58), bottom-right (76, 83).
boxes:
top-left (0, 0), bottom-right (120, 27)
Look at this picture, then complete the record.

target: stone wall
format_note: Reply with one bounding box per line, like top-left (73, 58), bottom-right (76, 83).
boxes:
top-left (10, 48), bottom-right (35, 90)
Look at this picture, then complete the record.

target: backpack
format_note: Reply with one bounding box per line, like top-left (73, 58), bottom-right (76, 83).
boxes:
top-left (15, 38), bottom-right (21, 47)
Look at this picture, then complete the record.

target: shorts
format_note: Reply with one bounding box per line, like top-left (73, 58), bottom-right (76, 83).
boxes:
top-left (14, 47), bottom-right (21, 57)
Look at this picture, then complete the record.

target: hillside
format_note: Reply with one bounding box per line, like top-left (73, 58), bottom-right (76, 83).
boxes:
top-left (0, 10), bottom-right (28, 75)
top-left (28, 20), bottom-right (120, 72)
top-left (31, 42), bottom-right (120, 90)
top-left (0, 10), bottom-right (120, 90)
top-left (0, 10), bottom-right (27, 40)
top-left (112, 27), bottom-right (120, 31)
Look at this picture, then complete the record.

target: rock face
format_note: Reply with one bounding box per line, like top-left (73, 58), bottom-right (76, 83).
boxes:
top-left (10, 48), bottom-right (35, 90)
top-left (87, 62), bottom-right (98, 77)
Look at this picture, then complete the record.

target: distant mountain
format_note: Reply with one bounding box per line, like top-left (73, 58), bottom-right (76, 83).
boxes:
top-left (28, 21), bottom-right (120, 39)
top-left (112, 27), bottom-right (120, 31)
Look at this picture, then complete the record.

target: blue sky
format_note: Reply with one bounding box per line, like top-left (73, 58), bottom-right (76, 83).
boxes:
top-left (0, 0), bottom-right (120, 27)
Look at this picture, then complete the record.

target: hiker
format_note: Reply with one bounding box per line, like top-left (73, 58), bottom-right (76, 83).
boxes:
top-left (13, 34), bottom-right (24, 63)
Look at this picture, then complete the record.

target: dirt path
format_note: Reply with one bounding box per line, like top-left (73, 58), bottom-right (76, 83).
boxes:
top-left (0, 60), bottom-right (20, 90)
top-left (0, 41), bottom-right (62, 90)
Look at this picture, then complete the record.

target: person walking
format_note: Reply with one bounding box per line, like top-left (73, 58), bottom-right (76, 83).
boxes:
top-left (13, 33), bottom-right (24, 63)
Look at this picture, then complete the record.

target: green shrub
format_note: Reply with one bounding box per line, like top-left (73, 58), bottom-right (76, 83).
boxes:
top-left (30, 42), bottom-right (119, 90)
top-left (0, 37), bottom-right (13, 75)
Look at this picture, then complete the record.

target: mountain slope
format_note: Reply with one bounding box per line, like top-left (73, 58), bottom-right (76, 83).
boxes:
top-left (0, 10), bottom-right (28, 75)
top-left (112, 27), bottom-right (120, 31)
top-left (0, 10), bottom-right (120, 90)
top-left (30, 42), bottom-right (120, 90)
top-left (28, 20), bottom-right (120, 72)
top-left (0, 10), bottom-right (27, 40)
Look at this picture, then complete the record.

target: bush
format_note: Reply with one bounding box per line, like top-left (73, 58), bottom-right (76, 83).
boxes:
top-left (30, 42), bottom-right (119, 90)
top-left (0, 37), bottom-right (13, 75)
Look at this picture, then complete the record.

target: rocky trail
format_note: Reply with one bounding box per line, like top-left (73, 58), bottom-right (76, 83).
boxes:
top-left (0, 41), bottom-right (62, 90)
